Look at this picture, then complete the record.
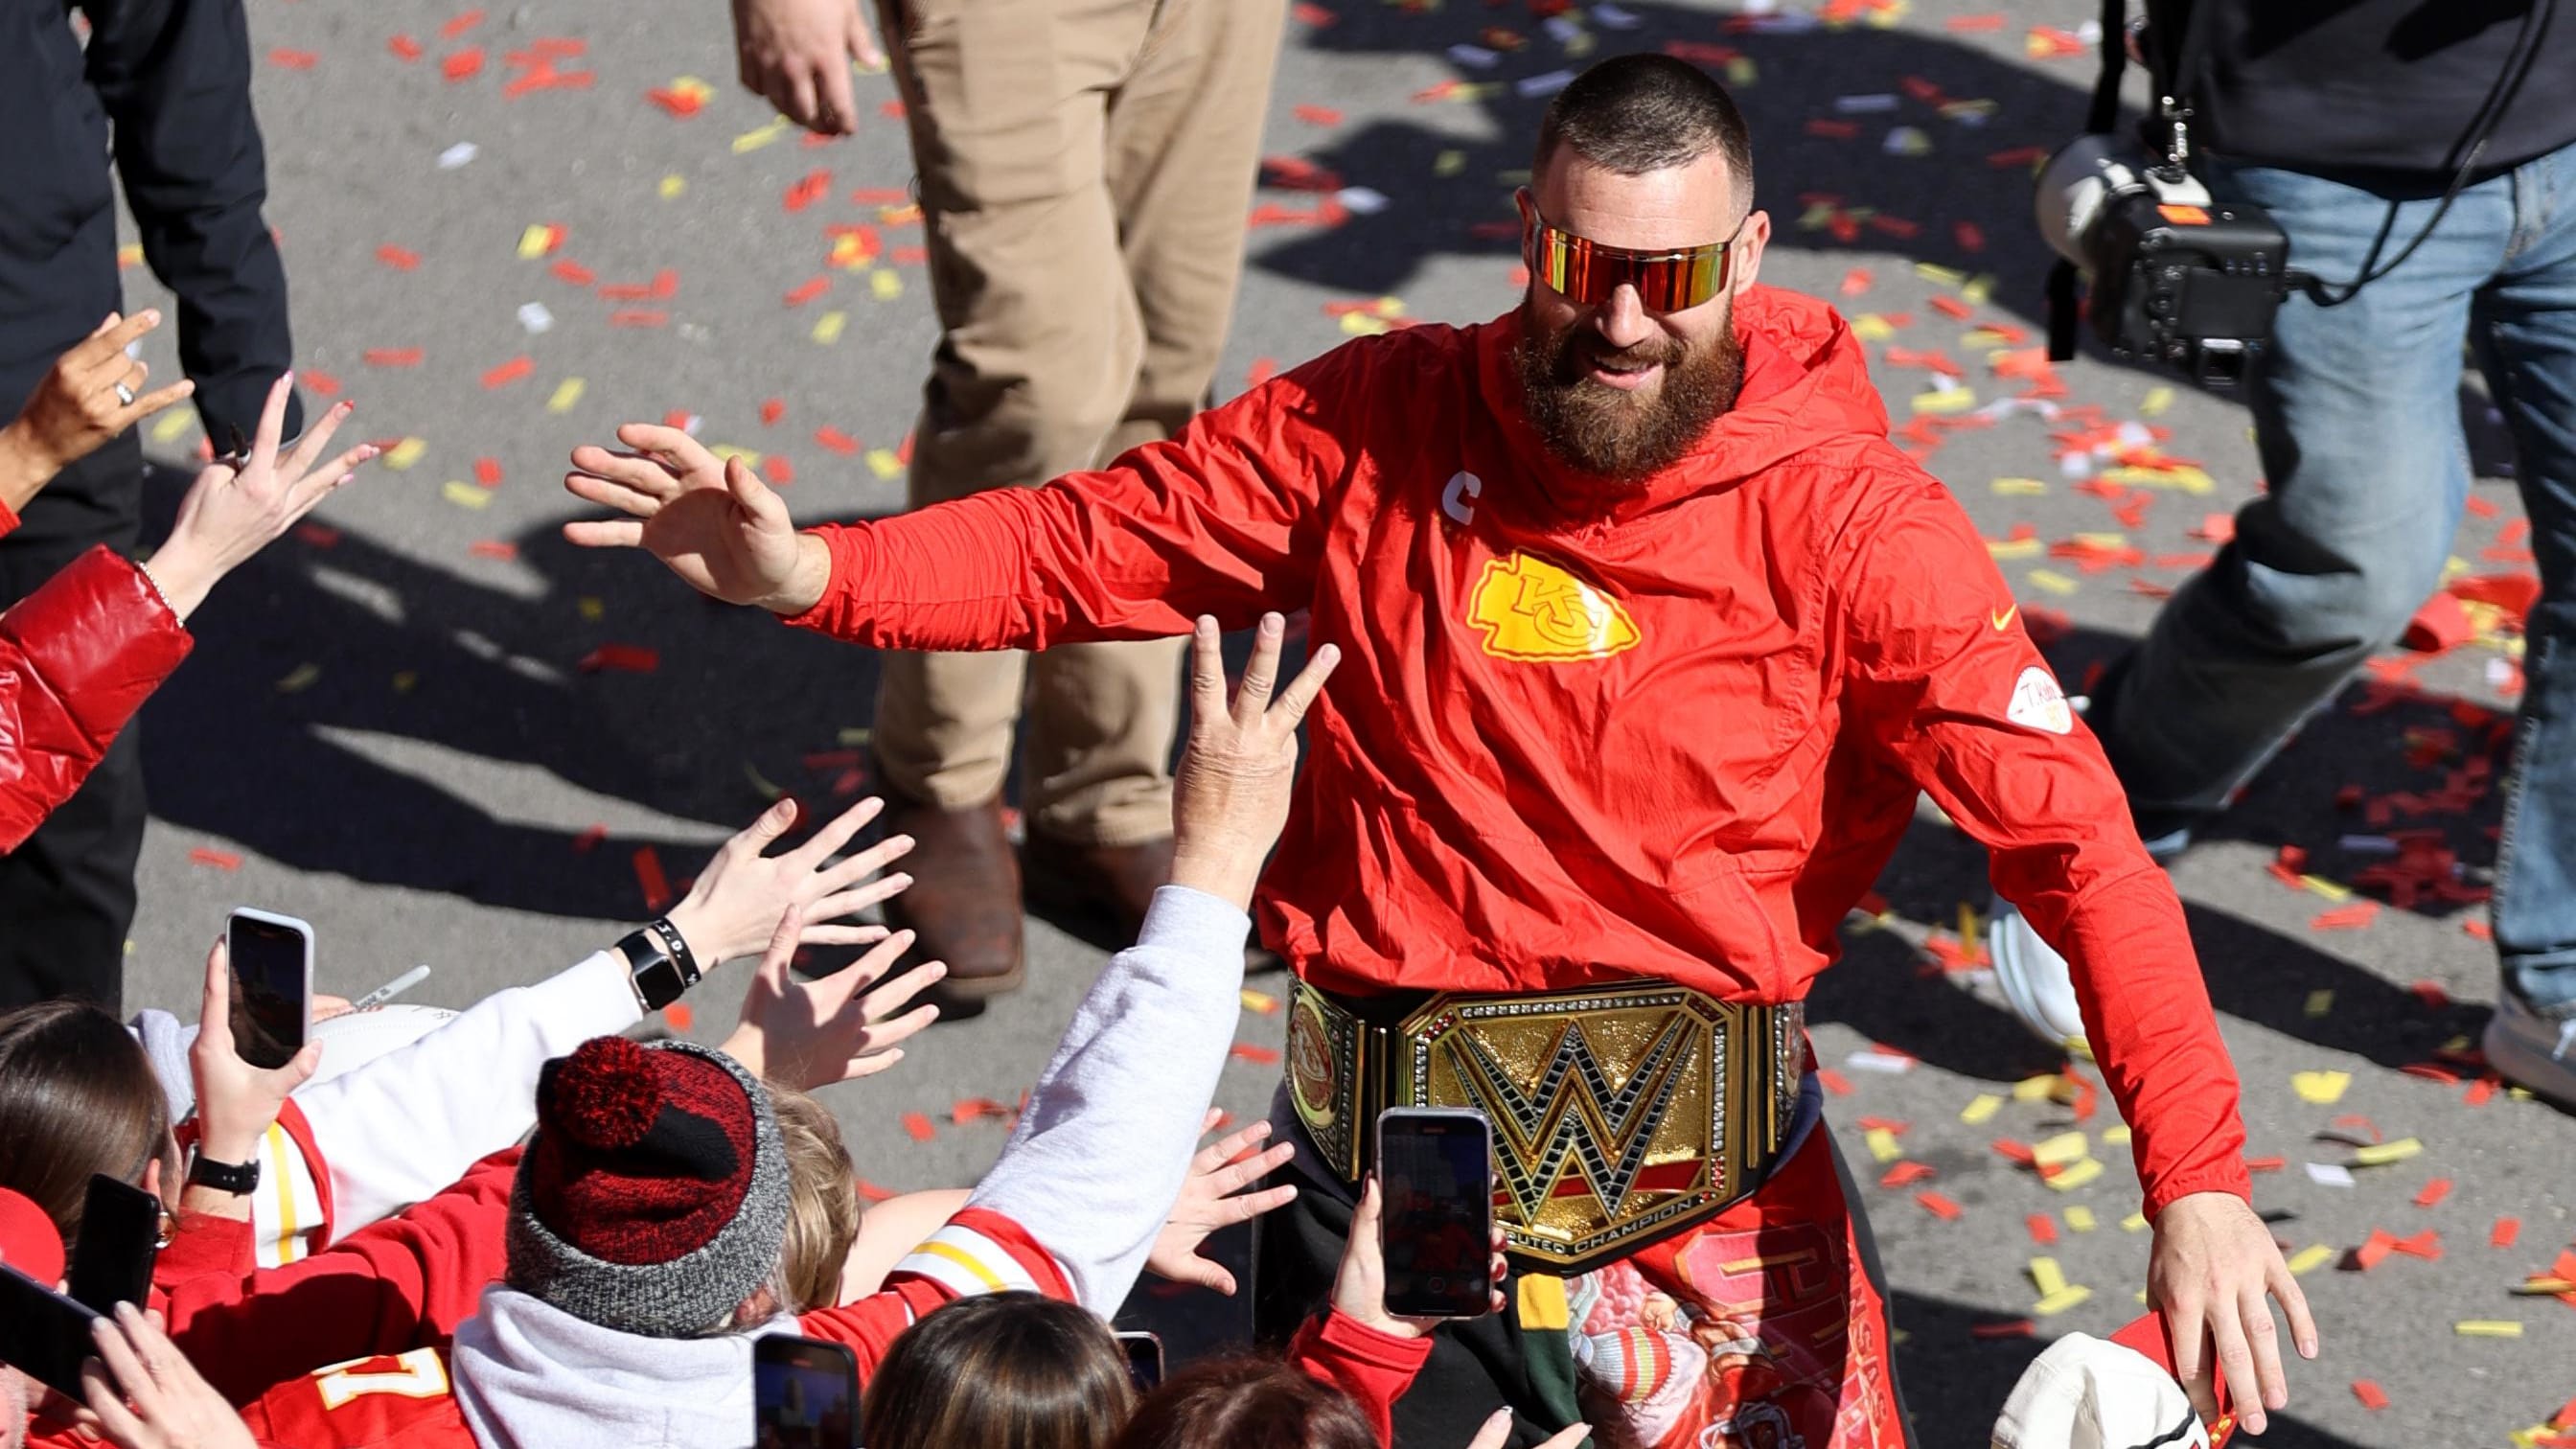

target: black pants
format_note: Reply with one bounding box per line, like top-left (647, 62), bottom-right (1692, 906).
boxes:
top-left (0, 431), bottom-right (146, 1012)
top-left (1253, 1126), bottom-right (1917, 1449)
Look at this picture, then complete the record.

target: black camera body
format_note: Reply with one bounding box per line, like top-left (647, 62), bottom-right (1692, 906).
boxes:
top-left (2037, 134), bottom-right (2296, 387)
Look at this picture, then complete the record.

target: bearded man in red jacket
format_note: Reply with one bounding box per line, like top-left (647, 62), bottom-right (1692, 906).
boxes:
top-left (564, 55), bottom-right (2312, 1448)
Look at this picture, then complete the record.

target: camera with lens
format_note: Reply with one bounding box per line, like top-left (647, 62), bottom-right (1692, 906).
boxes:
top-left (2036, 133), bottom-right (2294, 388)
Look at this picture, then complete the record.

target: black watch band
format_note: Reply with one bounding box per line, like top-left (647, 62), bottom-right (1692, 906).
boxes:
top-left (645, 916), bottom-right (702, 989)
top-left (617, 925), bottom-right (693, 1013)
top-left (188, 1152), bottom-right (260, 1195)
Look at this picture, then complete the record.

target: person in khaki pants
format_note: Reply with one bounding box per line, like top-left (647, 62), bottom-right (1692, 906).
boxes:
top-left (729, 0), bottom-right (1285, 1006)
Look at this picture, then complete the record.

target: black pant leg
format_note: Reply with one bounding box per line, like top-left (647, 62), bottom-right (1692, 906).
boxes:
top-left (0, 432), bottom-right (147, 1012)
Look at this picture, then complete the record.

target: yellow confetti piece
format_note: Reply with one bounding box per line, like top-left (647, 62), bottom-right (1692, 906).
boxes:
top-left (2034, 1284), bottom-right (2093, 1317)
top-left (2046, 1158), bottom-right (2105, 1192)
top-left (150, 409), bottom-right (197, 445)
top-left (745, 763), bottom-right (784, 801)
top-left (2012, 1075), bottom-right (2059, 1102)
top-left (669, 76), bottom-right (715, 102)
top-left (2032, 1131), bottom-right (2089, 1168)
top-left (1991, 477), bottom-right (2048, 495)
top-left (392, 670), bottom-right (418, 694)
top-left (870, 269), bottom-right (903, 302)
top-left (2101, 464), bottom-right (2218, 494)
top-left (1913, 262), bottom-right (1967, 287)
top-left (2284, 1244), bottom-right (2334, 1276)
top-left (1988, 537), bottom-right (2044, 560)
top-left (2027, 569), bottom-right (2080, 596)
top-left (2140, 385), bottom-right (2175, 417)
top-left (812, 310), bottom-right (848, 345)
top-left (710, 445), bottom-right (761, 467)
top-left (545, 378), bottom-right (586, 414)
top-left (877, 202), bottom-right (925, 225)
top-left (1864, 1127), bottom-right (1903, 1163)
top-left (1964, 273), bottom-right (1998, 304)
top-left (2299, 874), bottom-right (2353, 903)
top-left (2304, 989), bottom-right (2334, 1018)
top-left (2291, 1070), bottom-right (2351, 1105)
top-left (1724, 56), bottom-right (1756, 86)
top-left (441, 480), bottom-right (493, 509)
top-left (117, 242), bottom-right (146, 267)
top-left (864, 448), bottom-right (904, 480)
top-left (275, 663), bottom-right (322, 694)
top-left (577, 596), bottom-right (604, 622)
top-left (1961, 1092), bottom-right (2003, 1125)
top-left (2063, 1206), bottom-right (2097, 1232)
top-left (2122, 1211), bottom-right (2150, 1232)
top-left (837, 726), bottom-right (873, 747)
top-left (2453, 1321), bottom-right (2523, 1338)
top-left (2351, 1138), bottom-right (2422, 1167)
top-left (382, 437), bottom-right (428, 471)
top-left (2100, 1124), bottom-right (2129, 1145)
top-left (1434, 150), bottom-right (1466, 177)
top-left (515, 224), bottom-right (556, 260)
top-left (2029, 1256), bottom-right (2067, 1297)
top-left (733, 117), bottom-right (794, 152)
top-left (657, 174), bottom-right (686, 200)
top-left (1341, 311), bottom-right (1392, 336)
top-left (1911, 387), bottom-right (1977, 416)
top-left (1851, 313), bottom-right (1896, 343)
top-left (1240, 988), bottom-right (1277, 1014)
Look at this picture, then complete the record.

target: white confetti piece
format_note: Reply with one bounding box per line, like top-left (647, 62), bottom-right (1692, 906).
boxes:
top-left (1516, 69), bottom-right (1577, 98)
top-left (1591, 3), bottom-right (1641, 27)
top-left (1845, 1050), bottom-right (1915, 1074)
top-left (2305, 1162), bottom-right (2355, 1187)
top-left (437, 142), bottom-right (479, 170)
top-left (517, 302), bottom-right (554, 334)
top-left (1446, 42), bottom-right (1499, 68)
top-left (1835, 93), bottom-right (1899, 112)
top-left (1337, 186), bottom-right (1390, 215)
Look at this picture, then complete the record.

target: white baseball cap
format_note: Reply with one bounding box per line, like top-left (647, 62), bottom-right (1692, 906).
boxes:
top-left (1992, 1332), bottom-right (2213, 1449)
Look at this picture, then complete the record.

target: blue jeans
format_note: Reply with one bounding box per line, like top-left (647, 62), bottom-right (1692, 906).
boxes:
top-left (2094, 137), bottom-right (2576, 1018)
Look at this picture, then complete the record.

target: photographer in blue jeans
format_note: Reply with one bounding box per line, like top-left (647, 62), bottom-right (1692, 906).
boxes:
top-left (1990, 0), bottom-right (2576, 1104)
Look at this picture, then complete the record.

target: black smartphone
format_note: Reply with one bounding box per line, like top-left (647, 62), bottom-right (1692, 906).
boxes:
top-left (0, 1265), bottom-right (104, 1399)
top-left (1375, 1107), bottom-right (1496, 1320)
top-left (67, 1174), bottom-right (160, 1313)
top-left (1115, 1330), bottom-right (1163, 1392)
top-left (226, 908), bottom-right (313, 1070)
top-left (753, 1333), bottom-right (859, 1449)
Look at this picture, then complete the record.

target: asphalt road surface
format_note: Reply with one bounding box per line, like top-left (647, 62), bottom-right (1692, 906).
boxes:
top-left (87, 0), bottom-right (2576, 1445)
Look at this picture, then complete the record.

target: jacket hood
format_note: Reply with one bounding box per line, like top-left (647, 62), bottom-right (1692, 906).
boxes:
top-left (1476, 284), bottom-right (1893, 524)
top-left (451, 1284), bottom-right (798, 1449)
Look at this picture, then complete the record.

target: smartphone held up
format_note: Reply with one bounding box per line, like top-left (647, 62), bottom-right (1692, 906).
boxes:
top-left (1375, 1107), bottom-right (1497, 1320)
top-left (754, 1334), bottom-right (858, 1449)
top-left (226, 908), bottom-right (313, 1070)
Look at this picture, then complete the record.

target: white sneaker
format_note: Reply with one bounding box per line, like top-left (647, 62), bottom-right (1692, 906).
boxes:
top-left (1988, 897), bottom-right (2090, 1052)
top-left (2482, 989), bottom-right (2576, 1109)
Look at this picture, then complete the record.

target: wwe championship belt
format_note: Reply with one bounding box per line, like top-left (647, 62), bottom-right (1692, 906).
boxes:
top-left (1287, 979), bottom-right (1805, 1275)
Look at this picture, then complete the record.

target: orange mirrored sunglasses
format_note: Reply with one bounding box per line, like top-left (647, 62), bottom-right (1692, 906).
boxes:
top-left (1528, 210), bottom-right (1745, 312)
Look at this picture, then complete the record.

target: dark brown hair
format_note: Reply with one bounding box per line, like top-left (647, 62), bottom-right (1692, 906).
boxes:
top-left (1534, 54), bottom-right (1756, 212)
top-left (0, 1001), bottom-right (174, 1242)
top-left (1108, 1355), bottom-right (1377, 1449)
top-left (862, 1292), bottom-right (1135, 1449)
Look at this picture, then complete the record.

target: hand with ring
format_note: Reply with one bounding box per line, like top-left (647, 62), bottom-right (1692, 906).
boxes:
top-left (0, 310), bottom-right (197, 517)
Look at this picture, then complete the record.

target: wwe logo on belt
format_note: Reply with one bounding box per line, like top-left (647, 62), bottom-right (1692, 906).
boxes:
top-left (1443, 1011), bottom-right (1693, 1223)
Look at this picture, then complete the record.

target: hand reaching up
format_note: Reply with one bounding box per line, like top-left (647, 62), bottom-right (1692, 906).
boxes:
top-left (1170, 613), bottom-right (1339, 910)
top-left (720, 908), bottom-right (943, 1089)
top-left (661, 795), bottom-right (915, 971)
top-left (147, 375), bottom-right (377, 621)
top-left (1144, 1111), bottom-right (1298, 1295)
top-left (0, 311), bottom-right (196, 513)
top-left (564, 424), bottom-right (829, 614)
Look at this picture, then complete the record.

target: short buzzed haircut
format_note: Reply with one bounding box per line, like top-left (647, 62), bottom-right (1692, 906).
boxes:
top-left (1533, 55), bottom-right (1756, 215)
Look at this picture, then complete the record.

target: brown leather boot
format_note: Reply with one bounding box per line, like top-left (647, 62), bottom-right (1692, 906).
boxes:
top-left (1021, 833), bottom-right (1176, 943)
top-left (877, 791), bottom-right (1025, 1012)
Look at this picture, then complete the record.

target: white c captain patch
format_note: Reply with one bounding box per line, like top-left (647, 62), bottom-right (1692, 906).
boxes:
top-left (2006, 665), bottom-right (2074, 735)
top-left (1441, 470), bottom-right (1482, 526)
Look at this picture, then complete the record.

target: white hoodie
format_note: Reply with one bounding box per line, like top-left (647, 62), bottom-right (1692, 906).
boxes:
top-left (450, 1289), bottom-right (801, 1449)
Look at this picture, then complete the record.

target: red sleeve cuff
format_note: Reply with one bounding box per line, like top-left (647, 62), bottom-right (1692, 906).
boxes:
top-left (2143, 1166), bottom-right (2255, 1220)
top-left (1301, 1309), bottom-right (1436, 1372)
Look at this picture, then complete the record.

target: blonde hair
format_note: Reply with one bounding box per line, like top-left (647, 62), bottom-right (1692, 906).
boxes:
top-left (770, 1084), bottom-right (862, 1311)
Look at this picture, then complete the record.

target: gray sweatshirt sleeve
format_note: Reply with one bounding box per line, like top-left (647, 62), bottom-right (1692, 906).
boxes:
top-left (964, 886), bottom-right (1249, 1315)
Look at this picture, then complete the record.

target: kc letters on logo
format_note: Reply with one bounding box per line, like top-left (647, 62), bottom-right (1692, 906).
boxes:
top-left (1466, 553), bottom-right (1642, 662)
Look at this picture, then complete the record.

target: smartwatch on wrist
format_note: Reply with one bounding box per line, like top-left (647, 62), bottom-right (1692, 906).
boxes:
top-left (617, 918), bottom-right (702, 1013)
top-left (188, 1152), bottom-right (260, 1195)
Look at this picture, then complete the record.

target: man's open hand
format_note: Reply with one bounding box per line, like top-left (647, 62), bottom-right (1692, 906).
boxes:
top-left (564, 424), bottom-right (830, 613)
top-left (2150, 1189), bottom-right (2319, 1436)
top-left (730, 0), bottom-right (883, 136)
top-left (1170, 613), bottom-right (1339, 910)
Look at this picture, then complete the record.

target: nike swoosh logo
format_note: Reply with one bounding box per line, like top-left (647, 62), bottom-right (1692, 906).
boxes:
top-left (1990, 605), bottom-right (2019, 632)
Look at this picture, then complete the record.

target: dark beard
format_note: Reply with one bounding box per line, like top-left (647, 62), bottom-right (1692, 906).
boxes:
top-left (1510, 306), bottom-right (1744, 483)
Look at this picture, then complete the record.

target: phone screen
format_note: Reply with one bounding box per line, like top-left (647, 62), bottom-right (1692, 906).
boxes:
top-left (0, 1266), bottom-right (104, 1399)
top-left (1116, 1331), bottom-right (1163, 1392)
top-left (753, 1334), bottom-right (858, 1449)
top-left (227, 912), bottom-right (310, 1071)
top-left (67, 1175), bottom-right (160, 1314)
top-left (1376, 1109), bottom-right (1495, 1320)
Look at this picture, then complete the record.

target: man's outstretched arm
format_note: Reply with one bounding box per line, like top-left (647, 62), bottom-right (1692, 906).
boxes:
top-left (561, 348), bottom-right (1366, 651)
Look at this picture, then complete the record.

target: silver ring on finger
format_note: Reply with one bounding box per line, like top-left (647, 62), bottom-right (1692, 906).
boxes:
top-left (114, 380), bottom-right (138, 406)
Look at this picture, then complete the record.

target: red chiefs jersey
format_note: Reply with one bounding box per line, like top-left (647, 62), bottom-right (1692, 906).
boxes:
top-left (232, 1208), bottom-right (1068, 1448)
top-left (786, 286), bottom-right (2247, 1214)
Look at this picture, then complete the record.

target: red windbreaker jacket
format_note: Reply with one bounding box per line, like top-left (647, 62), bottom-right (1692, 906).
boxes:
top-left (788, 287), bottom-right (2247, 1212)
top-left (0, 507), bottom-right (192, 850)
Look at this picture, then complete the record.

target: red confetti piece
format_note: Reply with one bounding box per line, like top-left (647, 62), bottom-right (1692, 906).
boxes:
top-left (661, 1003), bottom-right (694, 1032)
top-left (1877, 1161), bottom-right (1935, 1187)
top-left (2413, 1177), bottom-right (2452, 1208)
top-left (783, 275), bottom-right (832, 308)
top-left (2352, 1380), bottom-right (2389, 1412)
top-left (1292, 104), bottom-right (1343, 126)
top-left (571, 824), bottom-right (608, 853)
top-left (1817, 1069), bottom-right (1853, 1096)
top-left (608, 310), bottom-right (669, 328)
top-left (814, 426), bottom-right (861, 456)
top-left (294, 523), bottom-right (341, 548)
top-left (2309, 901), bottom-right (2380, 931)
top-left (363, 347), bottom-right (425, 368)
top-left (2409, 978), bottom-right (2451, 1008)
top-left (468, 540), bottom-right (518, 561)
top-left (1944, 12), bottom-right (2006, 29)
top-left (2390, 1229), bottom-right (2441, 1260)
top-left (782, 170), bottom-right (834, 213)
top-left (1954, 221), bottom-right (1986, 252)
top-left (268, 48), bottom-right (320, 69)
top-left (1968, 1319), bottom-right (2035, 1339)
top-left (389, 34), bottom-right (425, 60)
top-left (1915, 1191), bottom-right (1962, 1221)
top-left (952, 1096), bottom-right (1013, 1124)
top-left (1805, 119), bottom-right (1860, 140)
top-left (189, 847), bottom-right (242, 871)
top-left (578, 643), bottom-right (660, 673)
top-left (441, 8), bottom-right (486, 37)
top-left (1229, 1043), bottom-right (1282, 1066)
top-left (1854, 1116), bottom-right (1909, 1135)
top-left (761, 455), bottom-right (794, 486)
top-left (376, 244), bottom-right (421, 271)
top-left (303, 370), bottom-right (341, 398)
top-left (473, 457), bottom-right (503, 488)
top-left (551, 260), bottom-right (596, 287)
top-left (2243, 1156), bottom-right (2286, 1173)
top-left (890, 244), bottom-right (928, 266)
top-left (855, 1179), bottom-right (897, 1204)
top-left (632, 846), bottom-right (671, 911)
top-left (901, 1112), bottom-right (936, 1143)
top-left (760, 399), bottom-right (787, 426)
top-left (2492, 1217), bottom-right (2522, 1249)
top-left (1991, 1138), bottom-right (2036, 1166)
top-left (442, 48), bottom-right (485, 82)
top-left (1291, 1), bottom-right (1337, 23)
top-left (1928, 294), bottom-right (1975, 321)
top-left (2026, 1213), bottom-right (2058, 1245)
top-left (647, 86), bottom-right (706, 118)
top-left (480, 356), bottom-right (534, 389)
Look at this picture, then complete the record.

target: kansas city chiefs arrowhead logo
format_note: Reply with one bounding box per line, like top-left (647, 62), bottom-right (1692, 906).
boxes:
top-left (2006, 665), bottom-right (2073, 735)
top-left (1465, 553), bottom-right (1641, 662)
